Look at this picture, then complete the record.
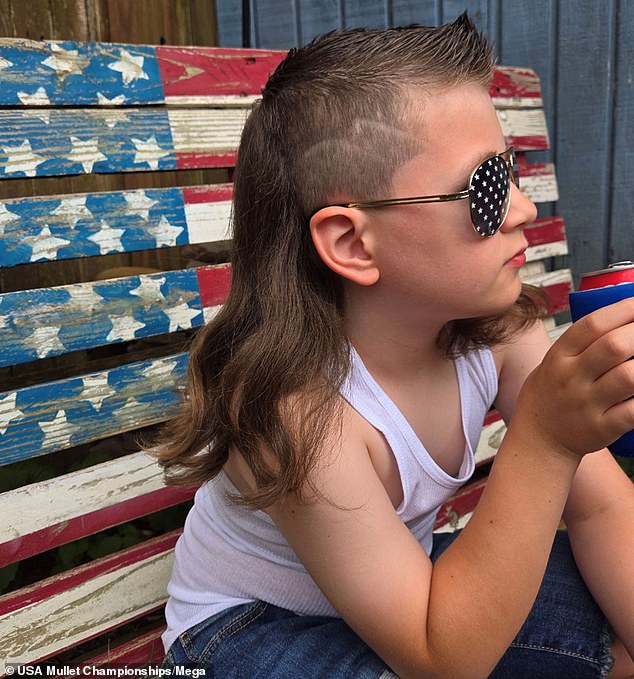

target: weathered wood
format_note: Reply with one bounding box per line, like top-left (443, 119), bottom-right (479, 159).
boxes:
top-left (0, 452), bottom-right (193, 568)
top-left (85, 626), bottom-right (166, 666)
top-left (0, 353), bottom-right (187, 465)
top-left (0, 263), bottom-right (230, 365)
top-left (0, 531), bottom-right (178, 668)
top-left (0, 184), bottom-right (233, 267)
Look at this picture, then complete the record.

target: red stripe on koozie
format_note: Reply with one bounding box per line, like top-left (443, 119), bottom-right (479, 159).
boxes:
top-left (196, 264), bottom-right (232, 309)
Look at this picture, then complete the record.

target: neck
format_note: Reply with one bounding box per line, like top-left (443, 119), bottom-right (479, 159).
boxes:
top-left (344, 283), bottom-right (453, 381)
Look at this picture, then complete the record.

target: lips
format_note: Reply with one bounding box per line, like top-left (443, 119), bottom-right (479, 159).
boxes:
top-left (505, 246), bottom-right (528, 266)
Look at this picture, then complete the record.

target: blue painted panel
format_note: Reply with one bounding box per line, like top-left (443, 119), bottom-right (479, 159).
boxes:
top-left (0, 270), bottom-right (204, 366)
top-left (215, 0), bottom-right (247, 47)
top-left (498, 1), bottom-right (557, 216)
top-left (0, 187), bottom-right (188, 267)
top-left (0, 354), bottom-right (188, 465)
top-left (609, 1), bottom-right (634, 261)
top-left (343, 1), bottom-right (388, 29)
top-left (0, 108), bottom-right (176, 179)
top-left (298, 0), bottom-right (342, 43)
top-left (252, 0), bottom-right (299, 48)
top-left (391, 0), bottom-right (438, 26)
top-left (556, 0), bottom-right (615, 277)
top-left (0, 40), bottom-right (164, 105)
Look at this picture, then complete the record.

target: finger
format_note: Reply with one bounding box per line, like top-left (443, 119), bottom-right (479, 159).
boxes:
top-left (603, 393), bottom-right (634, 441)
top-left (595, 359), bottom-right (634, 411)
top-left (578, 322), bottom-right (634, 380)
top-left (557, 297), bottom-right (634, 356)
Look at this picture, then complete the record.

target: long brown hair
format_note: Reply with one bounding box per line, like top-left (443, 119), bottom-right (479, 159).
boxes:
top-left (150, 13), bottom-right (546, 508)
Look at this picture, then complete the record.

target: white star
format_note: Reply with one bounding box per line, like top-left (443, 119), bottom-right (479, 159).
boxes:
top-left (28, 325), bottom-right (65, 358)
top-left (24, 225), bottom-right (70, 262)
top-left (107, 48), bottom-right (149, 86)
top-left (104, 110), bottom-right (130, 129)
top-left (123, 190), bottom-right (158, 222)
top-left (140, 358), bottom-right (180, 382)
top-left (106, 314), bottom-right (145, 342)
top-left (129, 275), bottom-right (166, 303)
top-left (97, 93), bottom-right (129, 128)
top-left (147, 215), bottom-right (184, 247)
top-left (0, 202), bottom-right (19, 235)
top-left (97, 92), bottom-right (126, 106)
top-left (131, 136), bottom-right (170, 171)
top-left (67, 136), bottom-right (107, 173)
top-left (1, 139), bottom-right (47, 177)
top-left (113, 397), bottom-right (143, 420)
top-left (67, 284), bottom-right (104, 312)
top-left (39, 410), bottom-right (78, 450)
top-left (163, 302), bottom-right (202, 332)
top-left (88, 220), bottom-right (125, 254)
top-left (52, 195), bottom-right (93, 227)
top-left (0, 392), bottom-right (23, 436)
top-left (80, 374), bottom-right (116, 412)
top-left (42, 43), bottom-right (89, 81)
top-left (0, 56), bottom-right (13, 71)
top-left (17, 87), bottom-right (50, 106)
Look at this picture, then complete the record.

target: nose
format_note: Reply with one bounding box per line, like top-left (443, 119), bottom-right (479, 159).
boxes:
top-left (499, 182), bottom-right (537, 233)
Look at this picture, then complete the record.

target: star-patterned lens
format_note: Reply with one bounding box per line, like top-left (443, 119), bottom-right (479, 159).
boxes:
top-left (468, 155), bottom-right (511, 237)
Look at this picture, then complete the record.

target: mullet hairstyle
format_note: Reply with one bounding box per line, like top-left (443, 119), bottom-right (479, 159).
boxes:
top-left (150, 13), bottom-right (547, 508)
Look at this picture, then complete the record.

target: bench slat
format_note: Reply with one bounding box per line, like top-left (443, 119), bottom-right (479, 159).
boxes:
top-left (0, 263), bottom-right (230, 366)
top-left (0, 531), bottom-right (178, 668)
top-left (0, 353), bottom-right (187, 465)
top-left (0, 108), bottom-right (252, 180)
top-left (0, 451), bottom-right (192, 568)
top-left (85, 627), bottom-right (166, 666)
top-left (0, 185), bottom-right (232, 267)
top-left (0, 40), bottom-right (284, 107)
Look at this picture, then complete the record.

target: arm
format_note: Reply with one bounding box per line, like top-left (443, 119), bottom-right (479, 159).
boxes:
top-left (267, 300), bottom-right (634, 679)
top-left (494, 317), bottom-right (634, 659)
top-left (268, 403), bottom-right (580, 679)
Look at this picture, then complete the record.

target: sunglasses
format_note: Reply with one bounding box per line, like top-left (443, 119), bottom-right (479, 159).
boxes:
top-left (317, 147), bottom-right (519, 238)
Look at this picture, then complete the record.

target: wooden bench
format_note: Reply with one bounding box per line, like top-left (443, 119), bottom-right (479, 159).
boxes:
top-left (0, 38), bottom-right (571, 669)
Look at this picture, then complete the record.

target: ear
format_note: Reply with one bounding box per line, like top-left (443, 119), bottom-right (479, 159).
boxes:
top-left (309, 206), bottom-right (380, 286)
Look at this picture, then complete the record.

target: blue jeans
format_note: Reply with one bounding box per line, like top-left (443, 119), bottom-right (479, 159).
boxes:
top-left (162, 531), bottom-right (614, 678)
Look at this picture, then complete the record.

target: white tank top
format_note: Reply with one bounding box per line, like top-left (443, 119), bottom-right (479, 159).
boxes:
top-left (162, 346), bottom-right (498, 651)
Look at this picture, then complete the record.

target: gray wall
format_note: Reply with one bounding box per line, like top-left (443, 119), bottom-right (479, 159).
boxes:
top-left (216, 0), bottom-right (633, 282)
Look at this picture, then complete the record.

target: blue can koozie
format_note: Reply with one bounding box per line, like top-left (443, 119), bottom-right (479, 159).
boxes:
top-left (568, 261), bottom-right (634, 457)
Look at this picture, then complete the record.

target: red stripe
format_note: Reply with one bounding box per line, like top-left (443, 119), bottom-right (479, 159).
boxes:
top-left (525, 216), bottom-right (566, 247)
top-left (183, 184), bottom-right (234, 204)
top-left (157, 46), bottom-right (285, 98)
top-left (196, 264), bottom-right (232, 309)
top-left (0, 486), bottom-right (194, 569)
top-left (435, 478), bottom-right (487, 529)
top-left (509, 135), bottom-right (549, 151)
top-left (86, 627), bottom-right (166, 666)
top-left (490, 67), bottom-right (542, 101)
top-left (175, 150), bottom-right (238, 170)
top-left (544, 281), bottom-right (573, 315)
top-left (0, 530), bottom-right (180, 616)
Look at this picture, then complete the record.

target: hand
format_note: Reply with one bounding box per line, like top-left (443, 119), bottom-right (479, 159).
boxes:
top-left (514, 297), bottom-right (634, 458)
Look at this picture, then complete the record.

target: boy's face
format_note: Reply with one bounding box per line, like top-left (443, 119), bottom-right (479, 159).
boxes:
top-left (365, 82), bottom-right (537, 323)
